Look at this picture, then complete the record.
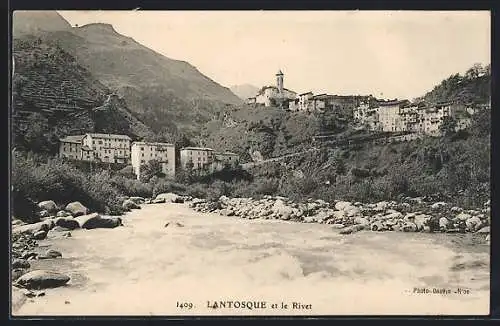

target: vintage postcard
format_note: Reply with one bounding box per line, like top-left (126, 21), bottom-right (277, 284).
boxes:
top-left (10, 10), bottom-right (491, 316)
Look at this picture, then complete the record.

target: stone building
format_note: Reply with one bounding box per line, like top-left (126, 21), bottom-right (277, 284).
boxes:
top-left (131, 142), bottom-right (176, 180)
top-left (59, 135), bottom-right (85, 160)
top-left (180, 147), bottom-right (215, 171)
top-left (81, 133), bottom-right (131, 164)
top-left (255, 70), bottom-right (297, 107)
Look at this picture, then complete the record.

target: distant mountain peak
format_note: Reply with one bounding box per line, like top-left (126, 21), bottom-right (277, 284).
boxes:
top-left (13, 10), bottom-right (71, 37)
top-left (230, 84), bottom-right (260, 100)
top-left (77, 23), bottom-right (118, 33)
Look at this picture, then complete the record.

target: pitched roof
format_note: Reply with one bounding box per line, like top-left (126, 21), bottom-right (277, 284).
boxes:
top-left (216, 151), bottom-right (239, 156)
top-left (85, 133), bottom-right (131, 140)
top-left (181, 147), bottom-right (214, 151)
top-left (60, 135), bottom-right (85, 143)
top-left (132, 141), bottom-right (174, 147)
top-left (276, 69), bottom-right (284, 75)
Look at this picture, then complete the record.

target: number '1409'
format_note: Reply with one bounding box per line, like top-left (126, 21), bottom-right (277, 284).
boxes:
top-left (177, 302), bottom-right (194, 309)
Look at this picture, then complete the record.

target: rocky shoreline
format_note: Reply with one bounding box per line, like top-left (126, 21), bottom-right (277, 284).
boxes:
top-left (11, 193), bottom-right (490, 312)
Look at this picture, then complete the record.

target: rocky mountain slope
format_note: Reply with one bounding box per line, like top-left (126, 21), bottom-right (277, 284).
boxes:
top-left (12, 11), bottom-right (242, 140)
top-left (230, 84), bottom-right (260, 100)
top-left (12, 35), bottom-right (154, 153)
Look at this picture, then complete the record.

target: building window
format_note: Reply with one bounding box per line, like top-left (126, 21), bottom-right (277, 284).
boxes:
top-left (141, 147), bottom-right (144, 151)
top-left (142, 153), bottom-right (144, 157)
top-left (99, 141), bottom-right (103, 145)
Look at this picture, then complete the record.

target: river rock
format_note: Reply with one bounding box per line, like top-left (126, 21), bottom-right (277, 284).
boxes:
top-left (439, 217), bottom-right (450, 230)
top-left (272, 199), bottom-right (293, 220)
top-left (431, 202), bottom-right (447, 210)
top-left (335, 201), bottom-right (352, 211)
top-left (330, 223), bottom-right (345, 229)
top-left (33, 230), bottom-right (47, 240)
top-left (97, 217), bottom-right (123, 228)
top-left (340, 224), bottom-right (364, 235)
top-left (128, 196), bottom-right (145, 205)
top-left (12, 220), bottom-right (53, 236)
top-left (38, 249), bottom-right (62, 260)
top-left (455, 213), bottom-right (472, 221)
top-left (56, 210), bottom-right (70, 217)
top-left (370, 221), bottom-right (386, 231)
top-left (354, 216), bottom-right (369, 226)
top-left (12, 269), bottom-right (28, 282)
top-left (12, 258), bottom-right (30, 269)
top-left (374, 201), bottom-right (389, 212)
top-left (38, 200), bottom-right (57, 213)
top-left (164, 222), bottom-right (184, 228)
top-left (156, 193), bottom-right (184, 203)
top-left (65, 202), bottom-right (88, 217)
top-left (402, 222), bottom-right (417, 232)
top-left (476, 226), bottom-right (490, 234)
top-left (16, 270), bottom-right (70, 290)
top-left (123, 199), bottom-right (140, 210)
top-left (152, 198), bottom-right (166, 204)
top-left (219, 209), bottom-right (235, 217)
top-left (74, 213), bottom-right (101, 229)
top-left (465, 216), bottom-right (483, 232)
top-left (55, 217), bottom-right (80, 230)
top-left (38, 210), bottom-right (50, 218)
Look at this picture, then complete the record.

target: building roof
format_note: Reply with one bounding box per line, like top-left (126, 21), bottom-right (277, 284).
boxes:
top-left (132, 141), bottom-right (174, 147)
top-left (60, 135), bottom-right (85, 143)
top-left (299, 91), bottom-right (313, 96)
top-left (81, 145), bottom-right (93, 151)
top-left (181, 147), bottom-right (214, 151)
top-left (216, 151), bottom-right (239, 156)
top-left (85, 133), bottom-right (131, 140)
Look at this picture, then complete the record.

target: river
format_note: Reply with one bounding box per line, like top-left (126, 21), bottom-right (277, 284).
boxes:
top-left (13, 202), bottom-right (490, 316)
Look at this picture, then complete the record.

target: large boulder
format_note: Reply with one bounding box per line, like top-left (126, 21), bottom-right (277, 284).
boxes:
top-left (476, 226), bottom-right (490, 234)
top-left (12, 220), bottom-right (54, 236)
top-left (33, 230), bottom-right (47, 240)
top-left (152, 198), bottom-right (166, 204)
top-left (439, 217), bottom-right (450, 231)
top-left (15, 270), bottom-right (70, 290)
top-left (38, 249), bottom-right (62, 260)
top-left (122, 199), bottom-right (140, 210)
top-left (455, 213), bottom-right (472, 222)
top-left (54, 217), bottom-right (80, 230)
top-left (38, 200), bottom-right (57, 213)
top-left (155, 193), bottom-right (184, 203)
top-left (335, 201), bottom-right (353, 211)
top-left (56, 210), bottom-right (71, 217)
top-left (65, 202), bottom-right (88, 217)
top-left (128, 197), bottom-right (145, 205)
top-left (402, 222), bottom-right (417, 232)
top-left (272, 199), bottom-right (293, 220)
top-left (340, 224), bottom-right (365, 235)
top-left (74, 213), bottom-right (102, 229)
top-left (466, 216), bottom-right (483, 232)
top-left (12, 259), bottom-right (30, 269)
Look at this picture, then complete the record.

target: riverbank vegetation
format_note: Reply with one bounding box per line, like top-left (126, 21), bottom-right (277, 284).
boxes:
top-left (12, 107), bottom-right (489, 222)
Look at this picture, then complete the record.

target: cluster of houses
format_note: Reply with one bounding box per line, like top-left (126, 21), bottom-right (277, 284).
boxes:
top-left (246, 70), bottom-right (373, 113)
top-left (58, 133), bottom-right (240, 180)
top-left (353, 98), bottom-right (486, 136)
top-left (245, 69), bottom-right (488, 137)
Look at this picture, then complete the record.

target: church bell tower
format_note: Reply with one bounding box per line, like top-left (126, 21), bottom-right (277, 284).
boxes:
top-left (276, 69), bottom-right (284, 95)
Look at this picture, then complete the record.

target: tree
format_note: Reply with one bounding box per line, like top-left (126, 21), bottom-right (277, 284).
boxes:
top-left (439, 116), bottom-right (457, 137)
top-left (465, 63), bottom-right (484, 80)
top-left (139, 159), bottom-right (165, 183)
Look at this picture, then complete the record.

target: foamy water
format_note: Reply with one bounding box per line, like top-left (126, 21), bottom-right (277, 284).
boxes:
top-left (13, 203), bottom-right (490, 316)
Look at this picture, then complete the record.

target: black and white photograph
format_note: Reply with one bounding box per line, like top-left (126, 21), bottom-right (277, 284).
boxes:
top-left (10, 10), bottom-right (491, 316)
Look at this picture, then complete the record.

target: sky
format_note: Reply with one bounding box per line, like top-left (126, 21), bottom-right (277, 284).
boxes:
top-left (58, 10), bottom-right (490, 100)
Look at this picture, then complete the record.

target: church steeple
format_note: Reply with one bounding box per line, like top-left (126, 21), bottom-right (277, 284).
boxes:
top-left (276, 69), bottom-right (284, 94)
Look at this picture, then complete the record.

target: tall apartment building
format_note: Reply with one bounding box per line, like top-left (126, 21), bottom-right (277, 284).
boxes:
top-left (180, 147), bottom-right (215, 171)
top-left (131, 142), bottom-right (176, 180)
top-left (81, 133), bottom-right (131, 164)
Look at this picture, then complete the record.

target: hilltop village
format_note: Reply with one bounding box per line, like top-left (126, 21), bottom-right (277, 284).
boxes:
top-left (246, 70), bottom-right (490, 137)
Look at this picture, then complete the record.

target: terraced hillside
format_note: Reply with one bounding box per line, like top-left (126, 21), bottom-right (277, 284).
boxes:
top-left (12, 35), bottom-right (154, 152)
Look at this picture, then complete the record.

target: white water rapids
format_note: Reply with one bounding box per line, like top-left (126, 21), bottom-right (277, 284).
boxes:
top-left (13, 203), bottom-right (490, 316)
